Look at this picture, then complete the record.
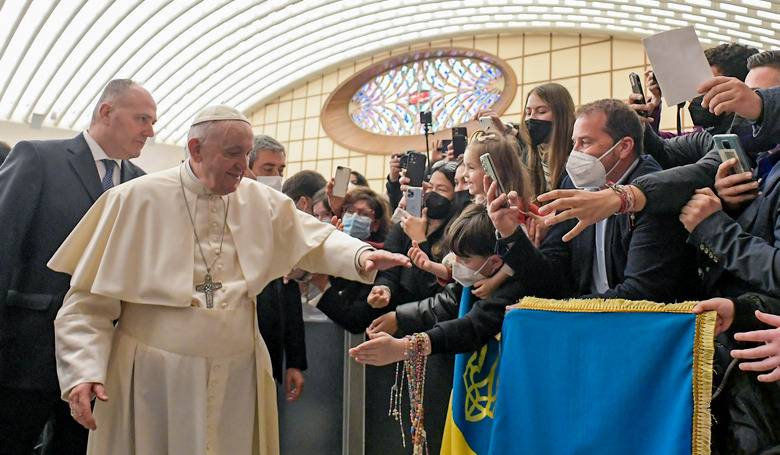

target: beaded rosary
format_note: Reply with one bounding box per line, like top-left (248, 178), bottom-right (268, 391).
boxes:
top-left (389, 333), bottom-right (429, 455)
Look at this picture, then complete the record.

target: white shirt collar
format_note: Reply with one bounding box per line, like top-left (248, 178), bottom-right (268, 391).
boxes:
top-left (83, 130), bottom-right (121, 168)
top-left (181, 160), bottom-right (215, 196)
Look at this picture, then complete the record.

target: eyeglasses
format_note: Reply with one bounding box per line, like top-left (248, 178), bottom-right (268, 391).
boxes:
top-left (344, 207), bottom-right (375, 219)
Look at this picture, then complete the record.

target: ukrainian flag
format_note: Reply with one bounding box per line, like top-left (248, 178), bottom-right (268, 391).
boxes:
top-left (440, 286), bottom-right (501, 455)
top-left (488, 297), bottom-right (715, 455)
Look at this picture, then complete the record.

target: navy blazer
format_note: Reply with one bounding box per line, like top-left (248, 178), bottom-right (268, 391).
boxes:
top-left (0, 134), bottom-right (144, 390)
top-left (690, 158), bottom-right (780, 298)
top-left (502, 154), bottom-right (703, 302)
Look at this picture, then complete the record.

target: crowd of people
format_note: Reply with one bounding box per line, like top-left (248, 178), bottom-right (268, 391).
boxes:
top-left (0, 43), bottom-right (779, 455)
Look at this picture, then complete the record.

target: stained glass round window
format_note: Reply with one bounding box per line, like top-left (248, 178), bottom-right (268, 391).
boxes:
top-left (349, 57), bottom-right (505, 136)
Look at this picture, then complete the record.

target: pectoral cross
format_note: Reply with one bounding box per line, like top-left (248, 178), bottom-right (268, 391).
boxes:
top-left (195, 273), bottom-right (222, 309)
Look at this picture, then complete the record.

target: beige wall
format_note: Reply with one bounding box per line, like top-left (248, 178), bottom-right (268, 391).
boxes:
top-left (0, 120), bottom-right (184, 172)
top-left (250, 32), bottom-right (686, 195)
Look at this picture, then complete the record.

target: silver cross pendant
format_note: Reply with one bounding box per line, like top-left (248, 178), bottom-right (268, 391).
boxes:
top-left (195, 273), bottom-right (223, 309)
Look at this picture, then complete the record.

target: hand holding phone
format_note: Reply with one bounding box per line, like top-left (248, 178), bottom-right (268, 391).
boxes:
top-left (333, 166), bottom-right (351, 198)
top-left (629, 72), bottom-right (648, 117)
top-left (713, 134), bottom-right (752, 176)
top-left (480, 153), bottom-right (506, 195)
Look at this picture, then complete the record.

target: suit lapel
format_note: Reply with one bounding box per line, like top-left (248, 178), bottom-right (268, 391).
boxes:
top-left (575, 224), bottom-right (596, 293)
top-left (67, 135), bottom-right (102, 202)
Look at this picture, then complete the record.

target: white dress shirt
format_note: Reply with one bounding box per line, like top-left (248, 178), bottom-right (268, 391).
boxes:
top-left (591, 158), bottom-right (639, 294)
top-left (83, 130), bottom-right (121, 187)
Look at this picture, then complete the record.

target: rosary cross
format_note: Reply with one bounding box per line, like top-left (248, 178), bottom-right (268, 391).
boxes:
top-left (195, 273), bottom-right (222, 309)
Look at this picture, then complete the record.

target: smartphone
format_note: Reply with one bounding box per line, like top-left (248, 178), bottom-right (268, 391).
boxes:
top-left (629, 72), bottom-right (648, 117)
top-left (406, 187), bottom-right (423, 217)
top-left (479, 116), bottom-right (494, 131)
top-left (333, 166), bottom-right (351, 198)
top-left (713, 134), bottom-right (751, 175)
top-left (439, 139), bottom-right (452, 153)
top-left (452, 135), bottom-right (467, 157)
top-left (480, 153), bottom-right (506, 196)
top-left (452, 127), bottom-right (467, 157)
top-left (405, 151), bottom-right (427, 187)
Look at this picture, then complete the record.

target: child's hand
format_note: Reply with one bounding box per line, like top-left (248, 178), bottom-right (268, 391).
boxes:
top-left (349, 332), bottom-right (406, 366)
top-left (407, 240), bottom-right (431, 271)
top-left (367, 312), bottom-right (399, 336)
top-left (472, 272), bottom-right (508, 299)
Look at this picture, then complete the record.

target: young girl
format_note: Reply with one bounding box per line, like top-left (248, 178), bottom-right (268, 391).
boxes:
top-left (416, 130), bottom-right (538, 299)
top-left (356, 203), bottom-right (507, 362)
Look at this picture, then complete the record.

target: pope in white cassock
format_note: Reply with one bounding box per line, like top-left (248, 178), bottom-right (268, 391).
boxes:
top-left (47, 105), bottom-right (410, 455)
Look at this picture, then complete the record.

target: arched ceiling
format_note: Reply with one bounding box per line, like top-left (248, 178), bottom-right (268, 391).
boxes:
top-left (0, 0), bottom-right (777, 145)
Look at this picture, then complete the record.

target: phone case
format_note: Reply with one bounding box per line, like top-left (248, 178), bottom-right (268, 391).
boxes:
top-left (406, 187), bottom-right (423, 217)
top-left (333, 166), bottom-right (351, 197)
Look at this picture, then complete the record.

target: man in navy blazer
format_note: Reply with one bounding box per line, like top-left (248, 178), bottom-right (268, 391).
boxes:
top-left (492, 99), bottom-right (702, 303)
top-left (0, 79), bottom-right (155, 454)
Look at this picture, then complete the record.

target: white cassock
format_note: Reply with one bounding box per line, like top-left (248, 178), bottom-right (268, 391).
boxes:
top-left (48, 162), bottom-right (376, 455)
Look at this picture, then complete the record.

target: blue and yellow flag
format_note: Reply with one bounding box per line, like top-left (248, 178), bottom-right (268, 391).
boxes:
top-left (488, 297), bottom-right (715, 455)
top-left (441, 286), bottom-right (501, 455)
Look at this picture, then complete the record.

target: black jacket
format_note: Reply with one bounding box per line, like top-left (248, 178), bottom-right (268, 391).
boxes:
top-left (395, 283), bottom-right (461, 335)
top-left (374, 222), bottom-right (446, 306)
top-left (504, 155), bottom-right (703, 302)
top-left (257, 278), bottom-right (307, 382)
top-left (711, 293), bottom-right (780, 454)
top-left (688, 153), bottom-right (780, 297)
top-left (316, 277), bottom-right (390, 334)
top-left (0, 135), bottom-right (145, 390)
top-left (426, 155), bottom-right (703, 355)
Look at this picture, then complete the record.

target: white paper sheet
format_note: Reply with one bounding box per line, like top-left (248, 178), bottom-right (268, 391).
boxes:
top-left (642, 26), bottom-right (713, 106)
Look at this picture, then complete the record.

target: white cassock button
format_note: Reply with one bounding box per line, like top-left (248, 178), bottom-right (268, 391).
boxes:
top-left (216, 263), bottom-right (223, 270)
top-left (221, 302), bottom-right (228, 309)
top-left (211, 222), bottom-right (218, 228)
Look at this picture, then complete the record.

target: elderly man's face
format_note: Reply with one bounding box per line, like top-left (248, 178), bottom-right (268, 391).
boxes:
top-left (96, 86), bottom-right (156, 159)
top-left (190, 121), bottom-right (253, 195)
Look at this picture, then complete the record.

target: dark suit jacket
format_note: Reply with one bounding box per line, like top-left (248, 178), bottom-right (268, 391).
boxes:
top-left (690, 158), bottom-right (780, 298)
top-left (0, 134), bottom-right (144, 391)
top-left (257, 278), bottom-right (307, 383)
top-left (502, 155), bottom-right (703, 302)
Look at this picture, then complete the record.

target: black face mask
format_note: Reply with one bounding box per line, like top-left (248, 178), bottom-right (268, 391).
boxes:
top-left (525, 119), bottom-right (553, 147)
top-left (424, 191), bottom-right (453, 220)
top-left (453, 190), bottom-right (472, 208)
top-left (688, 96), bottom-right (725, 130)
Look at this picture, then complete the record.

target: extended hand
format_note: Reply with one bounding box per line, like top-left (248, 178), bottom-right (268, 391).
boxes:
top-left (486, 180), bottom-right (521, 238)
top-left (401, 209), bottom-right (428, 243)
top-left (714, 158), bottom-right (758, 211)
top-left (367, 285), bottom-right (391, 308)
top-left (679, 188), bottom-right (722, 232)
top-left (349, 332), bottom-right (406, 366)
top-left (367, 311), bottom-right (399, 336)
top-left (698, 76), bottom-right (763, 120)
top-left (537, 188), bottom-right (624, 242)
top-left (359, 250), bottom-right (411, 273)
top-left (68, 382), bottom-right (109, 430)
top-left (732, 310), bottom-right (780, 383)
top-left (407, 241), bottom-right (431, 271)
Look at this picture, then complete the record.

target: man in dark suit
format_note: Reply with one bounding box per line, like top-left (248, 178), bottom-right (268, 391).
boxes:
top-left (491, 98), bottom-right (702, 303)
top-left (248, 135), bottom-right (307, 402)
top-left (0, 79), bottom-right (155, 454)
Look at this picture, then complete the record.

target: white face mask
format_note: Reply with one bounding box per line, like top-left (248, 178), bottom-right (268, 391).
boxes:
top-left (257, 175), bottom-right (283, 192)
top-left (451, 258), bottom-right (490, 288)
top-left (565, 140), bottom-right (622, 189)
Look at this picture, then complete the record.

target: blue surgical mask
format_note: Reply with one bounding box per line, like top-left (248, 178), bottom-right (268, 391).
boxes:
top-left (342, 212), bottom-right (373, 240)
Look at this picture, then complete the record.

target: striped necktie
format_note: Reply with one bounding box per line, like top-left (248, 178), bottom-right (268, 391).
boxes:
top-left (101, 159), bottom-right (116, 192)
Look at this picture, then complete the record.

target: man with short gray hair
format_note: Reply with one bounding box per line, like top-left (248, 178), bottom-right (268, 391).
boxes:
top-left (0, 79), bottom-right (153, 454)
top-left (49, 105), bottom-right (410, 454)
top-left (248, 134), bottom-right (286, 191)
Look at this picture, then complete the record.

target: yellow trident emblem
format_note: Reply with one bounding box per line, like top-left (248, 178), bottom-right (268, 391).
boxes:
top-left (463, 342), bottom-right (499, 422)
